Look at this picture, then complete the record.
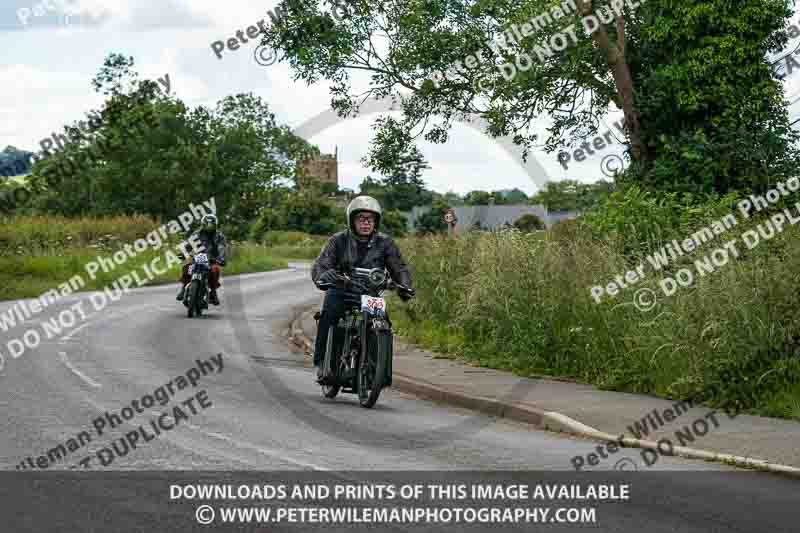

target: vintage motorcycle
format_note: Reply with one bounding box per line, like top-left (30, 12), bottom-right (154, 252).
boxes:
top-left (315, 267), bottom-right (411, 408)
top-left (183, 252), bottom-right (211, 318)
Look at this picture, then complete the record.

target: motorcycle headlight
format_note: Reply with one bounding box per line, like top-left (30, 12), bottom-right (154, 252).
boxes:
top-left (369, 269), bottom-right (386, 287)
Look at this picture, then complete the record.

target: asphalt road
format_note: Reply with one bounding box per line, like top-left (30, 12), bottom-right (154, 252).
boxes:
top-left (0, 265), bottom-right (796, 532)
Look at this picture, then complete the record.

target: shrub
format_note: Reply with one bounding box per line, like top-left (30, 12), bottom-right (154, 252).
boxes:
top-left (581, 184), bottom-right (743, 255)
top-left (414, 200), bottom-right (449, 235)
top-left (380, 209), bottom-right (407, 237)
top-left (513, 213), bottom-right (544, 232)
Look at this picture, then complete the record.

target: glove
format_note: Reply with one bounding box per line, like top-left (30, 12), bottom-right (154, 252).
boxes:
top-left (347, 278), bottom-right (368, 293)
top-left (399, 288), bottom-right (415, 301)
top-left (317, 270), bottom-right (340, 287)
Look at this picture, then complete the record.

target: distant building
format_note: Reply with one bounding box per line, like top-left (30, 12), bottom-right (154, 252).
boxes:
top-left (402, 204), bottom-right (579, 233)
top-left (298, 146), bottom-right (338, 188)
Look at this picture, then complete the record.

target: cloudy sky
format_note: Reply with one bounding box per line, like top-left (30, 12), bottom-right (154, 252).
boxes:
top-left (1, 0), bottom-right (799, 195)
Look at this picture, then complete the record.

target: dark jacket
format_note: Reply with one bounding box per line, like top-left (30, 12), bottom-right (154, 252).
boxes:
top-left (311, 230), bottom-right (413, 290)
top-left (190, 229), bottom-right (227, 264)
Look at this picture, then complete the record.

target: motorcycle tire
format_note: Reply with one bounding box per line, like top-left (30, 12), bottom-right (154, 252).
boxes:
top-left (357, 328), bottom-right (389, 408)
top-left (187, 280), bottom-right (198, 318)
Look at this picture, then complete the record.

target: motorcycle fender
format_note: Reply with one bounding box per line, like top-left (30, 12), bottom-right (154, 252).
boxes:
top-left (369, 320), bottom-right (393, 386)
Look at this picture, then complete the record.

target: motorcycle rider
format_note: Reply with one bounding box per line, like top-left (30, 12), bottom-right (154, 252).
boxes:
top-left (311, 196), bottom-right (415, 381)
top-left (176, 214), bottom-right (227, 306)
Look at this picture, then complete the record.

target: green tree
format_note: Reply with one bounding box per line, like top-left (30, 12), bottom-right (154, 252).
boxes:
top-left (414, 199), bottom-right (450, 235)
top-left (358, 175), bottom-right (389, 207)
top-left (261, 0), bottom-right (799, 195)
top-left (463, 190), bottom-right (493, 205)
top-left (442, 191), bottom-right (464, 205)
top-left (28, 54), bottom-right (314, 237)
top-left (357, 169), bottom-right (434, 211)
top-left (499, 188), bottom-right (529, 204)
top-left (276, 175), bottom-right (344, 234)
top-left (359, 131), bottom-right (434, 211)
top-left (530, 181), bottom-right (580, 211)
top-left (530, 180), bottom-right (613, 211)
top-left (513, 213), bottom-right (545, 232)
top-left (381, 209), bottom-right (408, 237)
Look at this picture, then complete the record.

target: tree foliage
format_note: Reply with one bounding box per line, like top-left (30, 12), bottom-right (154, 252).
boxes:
top-left (358, 131), bottom-right (434, 211)
top-left (27, 54), bottom-right (315, 238)
top-left (462, 190), bottom-right (493, 205)
top-left (261, 0), bottom-right (800, 195)
top-left (513, 213), bottom-right (545, 232)
top-left (414, 198), bottom-right (450, 235)
top-left (529, 179), bottom-right (613, 211)
top-left (380, 209), bottom-right (409, 237)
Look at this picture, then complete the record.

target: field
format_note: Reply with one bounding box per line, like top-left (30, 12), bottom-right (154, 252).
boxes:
top-left (0, 216), bottom-right (319, 301)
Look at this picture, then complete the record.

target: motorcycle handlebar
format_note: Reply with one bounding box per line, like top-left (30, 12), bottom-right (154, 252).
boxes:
top-left (317, 271), bottom-right (410, 295)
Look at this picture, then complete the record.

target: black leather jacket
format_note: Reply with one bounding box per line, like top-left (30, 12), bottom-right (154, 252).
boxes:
top-left (311, 230), bottom-right (413, 290)
top-left (189, 229), bottom-right (227, 264)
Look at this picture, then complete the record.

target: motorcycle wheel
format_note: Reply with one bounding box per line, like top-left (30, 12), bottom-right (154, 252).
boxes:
top-left (357, 328), bottom-right (388, 408)
top-left (187, 280), bottom-right (199, 318)
top-left (321, 325), bottom-right (340, 398)
top-left (195, 282), bottom-right (205, 317)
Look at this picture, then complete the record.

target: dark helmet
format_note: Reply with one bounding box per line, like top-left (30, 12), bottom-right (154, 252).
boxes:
top-left (202, 214), bottom-right (218, 232)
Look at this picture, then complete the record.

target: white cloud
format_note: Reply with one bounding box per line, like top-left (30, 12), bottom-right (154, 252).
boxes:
top-left (2, 0), bottom-right (793, 195)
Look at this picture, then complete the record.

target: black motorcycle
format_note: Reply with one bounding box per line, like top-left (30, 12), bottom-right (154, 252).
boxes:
top-left (315, 267), bottom-right (410, 408)
top-left (183, 252), bottom-right (210, 318)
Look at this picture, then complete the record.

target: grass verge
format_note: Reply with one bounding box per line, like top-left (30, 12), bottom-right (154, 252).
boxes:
top-left (0, 215), bottom-right (290, 301)
top-left (392, 217), bottom-right (800, 421)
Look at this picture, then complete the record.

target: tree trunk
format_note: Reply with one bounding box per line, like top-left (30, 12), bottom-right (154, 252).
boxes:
top-left (576, 1), bottom-right (649, 164)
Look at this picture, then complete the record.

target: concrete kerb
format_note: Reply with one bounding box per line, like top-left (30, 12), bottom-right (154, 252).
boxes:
top-left (290, 306), bottom-right (800, 478)
top-left (544, 412), bottom-right (800, 479)
top-left (288, 306), bottom-right (573, 432)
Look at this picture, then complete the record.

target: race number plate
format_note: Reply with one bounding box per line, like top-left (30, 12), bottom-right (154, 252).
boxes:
top-left (195, 253), bottom-right (209, 265)
top-left (361, 295), bottom-right (386, 316)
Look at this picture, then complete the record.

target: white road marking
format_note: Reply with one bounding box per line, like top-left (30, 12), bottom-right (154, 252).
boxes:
top-left (59, 322), bottom-right (91, 341)
top-left (58, 351), bottom-right (101, 388)
top-left (194, 427), bottom-right (331, 471)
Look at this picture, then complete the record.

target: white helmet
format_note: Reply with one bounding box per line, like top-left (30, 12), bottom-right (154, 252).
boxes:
top-left (346, 195), bottom-right (382, 232)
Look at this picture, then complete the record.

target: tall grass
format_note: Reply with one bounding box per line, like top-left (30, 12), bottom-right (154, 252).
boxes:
top-left (0, 215), bottom-right (289, 301)
top-left (0, 214), bottom-right (160, 255)
top-left (394, 218), bottom-right (800, 420)
top-left (256, 230), bottom-right (328, 260)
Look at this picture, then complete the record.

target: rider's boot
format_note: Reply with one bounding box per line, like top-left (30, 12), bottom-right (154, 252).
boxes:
top-left (176, 284), bottom-right (186, 301)
top-left (209, 289), bottom-right (220, 306)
